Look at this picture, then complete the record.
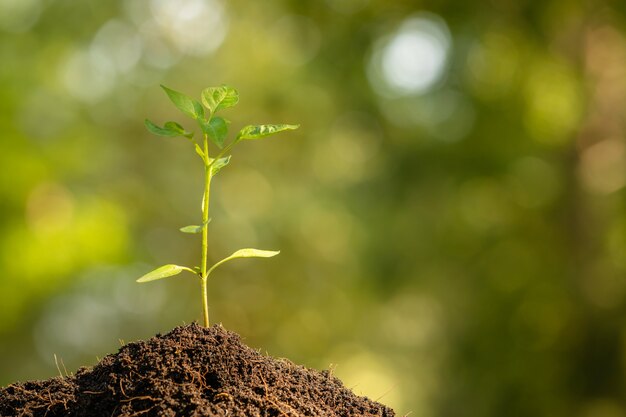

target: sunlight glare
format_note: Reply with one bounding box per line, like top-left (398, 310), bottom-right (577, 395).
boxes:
top-left (369, 14), bottom-right (451, 97)
top-left (150, 0), bottom-right (228, 56)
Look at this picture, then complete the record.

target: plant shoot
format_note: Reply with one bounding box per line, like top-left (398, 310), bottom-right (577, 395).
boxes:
top-left (137, 85), bottom-right (299, 327)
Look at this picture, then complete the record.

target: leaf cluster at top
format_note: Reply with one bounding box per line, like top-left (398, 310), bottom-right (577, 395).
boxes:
top-left (145, 85), bottom-right (299, 151)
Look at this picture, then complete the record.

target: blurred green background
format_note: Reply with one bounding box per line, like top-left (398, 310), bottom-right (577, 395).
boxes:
top-left (2, 0), bottom-right (626, 415)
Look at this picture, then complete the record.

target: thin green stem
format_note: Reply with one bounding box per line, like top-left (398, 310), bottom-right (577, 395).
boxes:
top-left (200, 277), bottom-right (209, 327)
top-left (200, 133), bottom-right (212, 327)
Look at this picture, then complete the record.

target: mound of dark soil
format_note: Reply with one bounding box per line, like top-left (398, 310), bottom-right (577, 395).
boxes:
top-left (0, 323), bottom-right (395, 416)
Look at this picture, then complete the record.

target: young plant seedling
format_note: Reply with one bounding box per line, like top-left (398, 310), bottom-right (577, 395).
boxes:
top-left (137, 85), bottom-right (299, 327)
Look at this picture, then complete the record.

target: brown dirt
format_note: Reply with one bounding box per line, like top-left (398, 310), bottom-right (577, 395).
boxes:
top-left (0, 323), bottom-right (395, 416)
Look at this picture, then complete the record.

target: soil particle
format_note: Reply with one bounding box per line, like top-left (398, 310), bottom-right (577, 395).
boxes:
top-left (0, 323), bottom-right (395, 416)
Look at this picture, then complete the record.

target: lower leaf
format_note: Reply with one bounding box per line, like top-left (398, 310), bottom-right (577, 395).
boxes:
top-left (137, 264), bottom-right (195, 283)
top-left (206, 248), bottom-right (280, 277)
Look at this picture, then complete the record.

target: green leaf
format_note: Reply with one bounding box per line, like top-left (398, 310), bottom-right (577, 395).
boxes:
top-left (201, 117), bottom-right (229, 148)
top-left (209, 155), bottom-right (231, 175)
top-left (229, 248), bottom-right (281, 258)
top-left (206, 248), bottom-right (280, 277)
top-left (180, 219), bottom-right (211, 234)
top-left (237, 124), bottom-right (300, 141)
top-left (201, 85), bottom-right (239, 113)
top-left (164, 121), bottom-right (193, 139)
top-left (161, 85), bottom-right (202, 119)
top-left (145, 119), bottom-right (192, 138)
top-left (179, 225), bottom-right (203, 234)
top-left (137, 264), bottom-right (195, 283)
top-left (193, 101), bottom-right (205, 119)
top-left (145, 119), bottom-right (179, 137)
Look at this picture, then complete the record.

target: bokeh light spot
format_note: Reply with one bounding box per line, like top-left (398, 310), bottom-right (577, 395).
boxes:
top-left (91, 20), bottom-right (143, 74)
top-left (523, 58), bottom-right (583, 145)
top-left (150, 0), bottom-right (228, 57)
top-left (368, 14), bottom-right (451, 97)
top-left (138, 21), bottom-right (183, 69)
top-left (60, 48), bottom-right (116, 103)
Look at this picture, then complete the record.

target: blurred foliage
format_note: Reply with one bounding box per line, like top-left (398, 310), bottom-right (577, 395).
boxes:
top-left (1, 0), bottom-right (626, 416)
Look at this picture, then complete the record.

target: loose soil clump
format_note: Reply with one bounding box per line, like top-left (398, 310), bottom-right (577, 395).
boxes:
top-left (0, 323), bottom-right (395, 416)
